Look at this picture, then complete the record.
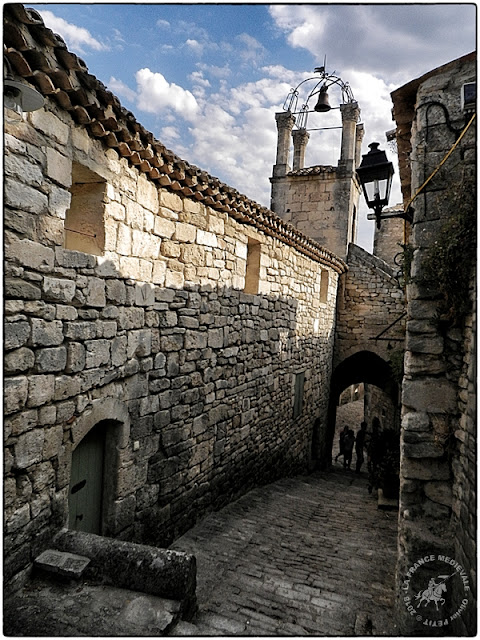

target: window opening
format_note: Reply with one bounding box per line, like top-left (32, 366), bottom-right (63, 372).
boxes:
top-left (244, 238), bottom-right (261, 294)
top-left (64, 162), bottom-right (106, 255)
top-left (293, 371), bottom-right (305, 419)
top-left (320, 269), bottom-right (329, 302)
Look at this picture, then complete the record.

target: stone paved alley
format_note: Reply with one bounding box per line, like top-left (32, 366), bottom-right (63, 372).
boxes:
top-left (170, 467), bottom-right (398, 636)
top-left (4, 467), bottom-right (398, 637)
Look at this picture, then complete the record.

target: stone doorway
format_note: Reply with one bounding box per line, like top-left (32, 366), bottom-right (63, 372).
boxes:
top-left (68, 424), bottom-right (106, 534)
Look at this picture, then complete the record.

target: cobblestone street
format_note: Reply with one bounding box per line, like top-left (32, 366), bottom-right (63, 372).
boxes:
top-left (171, 467), bottom-right (399, 636)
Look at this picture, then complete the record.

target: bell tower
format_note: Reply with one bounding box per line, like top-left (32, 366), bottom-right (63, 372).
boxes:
top-left (270, 67), bottom-right (364, 260)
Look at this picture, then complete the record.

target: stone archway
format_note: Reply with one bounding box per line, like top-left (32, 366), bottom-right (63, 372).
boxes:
top-left (323, 350), bottom-right (399, 467)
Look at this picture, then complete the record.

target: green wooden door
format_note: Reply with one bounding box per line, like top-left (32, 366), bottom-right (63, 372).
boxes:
top-left (68, 427), bottom-right (105, 534)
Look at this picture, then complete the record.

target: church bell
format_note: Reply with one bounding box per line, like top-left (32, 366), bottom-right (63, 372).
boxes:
top-left (314, 85), bottom-right (331, 112)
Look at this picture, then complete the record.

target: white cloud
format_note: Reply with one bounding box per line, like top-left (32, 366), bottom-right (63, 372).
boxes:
top-left (107, 77), bottom-right (136, 103)
top-left (135, 68), bottom-right (199, 122)
top-left (185, 39), bottom-right (204, 56)
top-left (156, 18), bottom-right (170, 29)
top-left (37, 10), bottom-right (108, 53)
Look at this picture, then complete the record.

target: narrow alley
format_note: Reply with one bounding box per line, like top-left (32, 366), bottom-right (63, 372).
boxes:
top-left (171, 467), bottom-right (398, 636)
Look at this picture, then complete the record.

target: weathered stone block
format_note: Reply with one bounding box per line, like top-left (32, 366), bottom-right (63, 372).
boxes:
top-left (30, 109), bottom-right (70, 145)
top-left (85, 340), bottom-right (111, 369)
top-left (64, 321), bottom-right (97, 341)
top-left (36, 346), bottom-right (67, 373)
top-left (54, 374), bottom-right (82, 401)
top-left (4, 348), bottom-right (34, 375)
top-left (160, 190), bottom-right (182, 212)
top-left (5, 178), bottom-right (48, 215)
top-left (135, 283), bottom-right (155, 306)
top-left (42, 425), bottom-right (64, 460)
top-left (137, 174), bottom-right (159, 212)
top-left (128, 330), bottom-right (152, 358)
top-left (6, 238), bottom-right (54, 270)
top-left (27, 375), bottom-right (55, 407)
top-left (174, 223), bottom-right (196, 243)
top-left (43, 277), bottom-right (76, 303)
top-left (5, 321), bottom-right (30, 351)
top-left (111, 336), bottom-right (128, 367)
top-left (5, 278), bottom-right (41, 300)
top-left (46, 148), bottom-right (72, 188)
top-left (197, 230), bottom-right (217, 248)
top-left (14, 429), bottom-right (45, 469)
top-left (31, 319), bottom-right (63, 347)
top-left (86, 278), bottom-right (106, 308)
top-left (154, 217), bottom-right (175, 239)
top-left (4, 376), bottom-right (28, 414)
top-left (208, 328), bottom-right (224, 349)
top-left (402, 379), bottom-right (457, 413)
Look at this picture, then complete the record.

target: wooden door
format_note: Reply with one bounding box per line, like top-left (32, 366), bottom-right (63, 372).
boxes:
top-left (68, 427), bottom-right (105, 534)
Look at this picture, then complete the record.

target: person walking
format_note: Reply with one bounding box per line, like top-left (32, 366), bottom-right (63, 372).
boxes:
top-left (355, 421), bottom-right (367, 473)
top-left (335, 425), bottom-right (349, 463)
top-left (343, 429), bottom-right (355, 470)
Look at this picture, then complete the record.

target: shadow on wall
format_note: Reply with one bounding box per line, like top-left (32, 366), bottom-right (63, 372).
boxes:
top-left (5, 247), bottom-right (336, 585)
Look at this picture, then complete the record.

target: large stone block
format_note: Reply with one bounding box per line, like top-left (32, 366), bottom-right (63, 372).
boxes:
top-left (86, 278), bottom-right (106, 307)
top-left (4, 376), bottom-right (28, 414)
top-left (5, 321), bottom-right (31, 351)
top-left (4, 347), bottom-right (35, 374)
top-left (36, 346), bottom-right (67, 373)
top-left (5, 278), bottom-right (41, 300)
top-left (27, 375), bottom-right (55, 407)
top-left (154, 217), bottom-right (175, 239)
top-left (197, 230), bottom-right (217, 248)
top-left (31, 319), bottom-right (63, 347)
top-left (402, 379), bottom-right (457, 413)
top-left (137, 174), bottom-right (159, 213)
top-left (14, 429), bottom-right (45, 469)
top-left (85, 340), bottom-right (111, 369)
top-left (30, 109), bottom-right (70, 145)
top-left (43, 277), bottom-right (76, 303)
top-left (46, 148), bottom-right (72, 188)
top-left (4, 153), bottom-right (43, 187)
top-left (6, 238), bottom-right (54, 270)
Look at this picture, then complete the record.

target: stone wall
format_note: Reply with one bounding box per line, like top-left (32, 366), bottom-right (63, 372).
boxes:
top-left (373, 210), bottom-right (405, 269)
top-left (273, 167), bottom-right (361, 261)
top-left (392, 53), bottom-right (476, 635)
top-left (4, 94), bottom-right (344, 591)
top-left (334, 243), bottom-right (405, 369)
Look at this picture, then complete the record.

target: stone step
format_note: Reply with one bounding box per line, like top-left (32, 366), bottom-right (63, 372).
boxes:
top-left (34, 549), bottom-right (91, 580)
top-left (377, 488), bottom-right (399, 510)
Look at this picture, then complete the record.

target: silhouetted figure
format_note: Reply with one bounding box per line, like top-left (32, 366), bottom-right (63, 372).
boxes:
top-left (335, 425), bottom-right (349, 463)
top-left (343, 429), bottom-right (355, 470)
top-left (355, 421), bottom-right (367, 473)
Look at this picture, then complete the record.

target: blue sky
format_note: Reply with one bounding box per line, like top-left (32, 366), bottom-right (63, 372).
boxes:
top-left (32, 3), bottom-right (476, 251)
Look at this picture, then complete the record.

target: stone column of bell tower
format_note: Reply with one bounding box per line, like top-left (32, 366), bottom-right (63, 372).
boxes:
top-left (270, 100), bottom-right (363, 260)
top-left (270, 111), bottom-right (296, 218)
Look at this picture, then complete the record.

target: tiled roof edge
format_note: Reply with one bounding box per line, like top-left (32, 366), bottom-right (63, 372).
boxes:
top-left (4, 4), bottom-right (347, 274)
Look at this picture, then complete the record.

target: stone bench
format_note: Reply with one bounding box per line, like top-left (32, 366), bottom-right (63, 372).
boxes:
top-left (52, 528), bottom-right (197, 619)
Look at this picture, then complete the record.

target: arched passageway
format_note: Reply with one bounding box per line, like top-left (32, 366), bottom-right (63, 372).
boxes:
top-left (323, 350), bottom-right (400, 468)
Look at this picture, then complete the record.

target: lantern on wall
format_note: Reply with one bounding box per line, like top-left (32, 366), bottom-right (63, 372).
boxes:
top-left (356, 142), bottom-right (394, 229)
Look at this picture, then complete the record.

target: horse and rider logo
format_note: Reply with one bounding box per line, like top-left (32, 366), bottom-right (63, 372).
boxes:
top-left (415, 573), bottom-right (455, 610)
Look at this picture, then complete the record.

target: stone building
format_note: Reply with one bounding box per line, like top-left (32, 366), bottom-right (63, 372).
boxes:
top-left (391, 52), bottom-right (476, 635)
top-left (270, 95), bottom-right (364, 260)
top-left (4, 4), bottom-right (347, 592)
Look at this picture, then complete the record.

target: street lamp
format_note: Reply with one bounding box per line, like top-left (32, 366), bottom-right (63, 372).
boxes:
top-left (4, 56), bottom-right (44, 116)
top-left (356, 142), bottom-right (394, 229)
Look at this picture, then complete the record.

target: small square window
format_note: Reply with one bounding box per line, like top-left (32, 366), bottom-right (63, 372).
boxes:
top-left (64, 163), bottom-right (106, 256)
top-left (244, 238), bottom-right (261, 294)
top-left (320, 269), bottom-right (329, 303)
